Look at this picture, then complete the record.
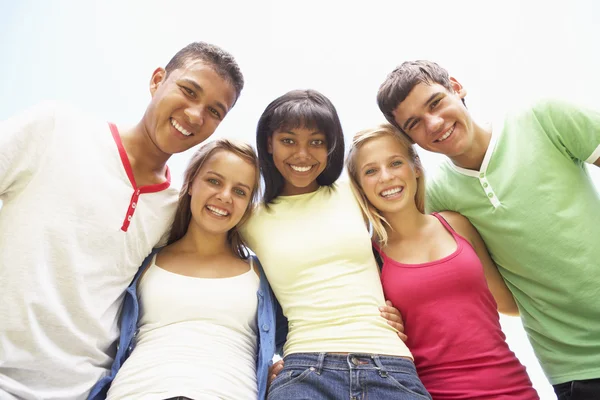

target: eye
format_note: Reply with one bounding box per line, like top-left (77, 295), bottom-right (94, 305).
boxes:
top-left (311, 139), bottom-right (325, 146)
top-left (208, 107), bottom-right (222, 120)
top-left (391, 160), bottom-right (403, 167)
top-left (430, 98), bottom-right (441, 109)
top-left (365, 168), bottom-right (376, 176)
top-left (281, 138), bottom-right (294, 145)
top-left (181, 86), bottom-right (195, 98)
top-left (234, 188), bottom-right (247, 196)
top-left (208, 178), bottom-right (220, 185)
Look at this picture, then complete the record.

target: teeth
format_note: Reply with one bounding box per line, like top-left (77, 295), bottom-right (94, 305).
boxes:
top-left (206, 205), bottom-right (229, 216)
top-left (171, 118), bottom-right (192, 136)
top-left (290, 165), bottom-right (313, 172)
top-left (436, 125), bottom-right (454, 142)
top-left (381, 187), bottom-right (403, 197)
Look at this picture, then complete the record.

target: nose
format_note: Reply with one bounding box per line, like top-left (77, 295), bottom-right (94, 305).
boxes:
top-left (216, 186), bottom-right (233, 204)
top-left (425, 113), bottom-right (443, 135)
top-left (185, 105), bottom-right (205, 127)
top-left (295, 143), bottom-right (310, 158)
top-left (379, 167), bottom-right (393, 183)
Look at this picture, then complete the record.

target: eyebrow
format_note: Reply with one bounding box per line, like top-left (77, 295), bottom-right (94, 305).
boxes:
top-left (280, 129), bottom-right (324, 136)
top-left (207, 171), bottom-right (252, 191)
top-left (180, 78), bottom-right (228, 116)
top-left (402, 92), bottom-right (442, 131)
top-left (361, 155), bottom-right (406, 171)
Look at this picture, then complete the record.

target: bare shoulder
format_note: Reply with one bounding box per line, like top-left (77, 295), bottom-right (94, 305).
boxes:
top-left (437, 211), bottom-right (478, 244)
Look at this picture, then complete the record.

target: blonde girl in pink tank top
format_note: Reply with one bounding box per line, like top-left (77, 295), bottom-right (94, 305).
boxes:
top-left (346, 123), bottom-right (539, 400)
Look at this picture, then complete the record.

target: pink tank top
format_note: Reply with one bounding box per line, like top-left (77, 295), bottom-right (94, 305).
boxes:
top-left (375, 213), bottom-right (538, 400)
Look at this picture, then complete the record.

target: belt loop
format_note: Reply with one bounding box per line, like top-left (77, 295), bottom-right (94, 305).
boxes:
top-left (371, 355), bottom-right (388, 377)
top-left (314, 352), bottom-right (326, 375)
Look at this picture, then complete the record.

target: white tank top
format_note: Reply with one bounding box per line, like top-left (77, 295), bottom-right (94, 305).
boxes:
top-left (106, 255), bottom-right (259, 400)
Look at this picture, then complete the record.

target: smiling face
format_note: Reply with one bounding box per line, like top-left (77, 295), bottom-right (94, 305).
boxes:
top-left (145, 60), bottom-right (237, 156)
top-left (267, 127), bottom-right (328, 196)
top-left (188, 150), bottom-right (256, 236)
top-left (391, 79), bottom-right (475, 159)
top-left (356, 134), bottom-right (421, 216)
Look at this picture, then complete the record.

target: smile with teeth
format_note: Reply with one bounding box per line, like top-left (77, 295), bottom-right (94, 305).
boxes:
top-left (171, 118), bottom-right (193, 136)
top-left (206, 205), bottom-right (229, 217)
top-left (380, 187), bottom-right (403, 198)
top-left (435, 125), bottom-right (455, 143)
top-left (289, 164), bottom-right (314, 173)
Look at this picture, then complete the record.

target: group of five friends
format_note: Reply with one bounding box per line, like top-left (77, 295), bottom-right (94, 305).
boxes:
top-left (1, 41), bottom-right (599, 400)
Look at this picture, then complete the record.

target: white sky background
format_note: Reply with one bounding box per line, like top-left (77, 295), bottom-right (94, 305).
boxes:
top-left (2, 1), bottom-right (600, 398)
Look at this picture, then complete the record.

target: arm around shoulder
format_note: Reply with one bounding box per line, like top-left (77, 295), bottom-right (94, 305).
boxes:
top-left (438, 211), bottom-right (519, 316)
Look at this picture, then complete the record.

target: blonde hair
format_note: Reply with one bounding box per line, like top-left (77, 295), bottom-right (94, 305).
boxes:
top-left (167, 139), bottom-right (260, 259)
top-left (346, 123), bottom-right (425, 246)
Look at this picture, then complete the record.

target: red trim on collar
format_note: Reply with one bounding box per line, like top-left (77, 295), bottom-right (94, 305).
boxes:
top-left (109, 122), bottom-right (171, 232)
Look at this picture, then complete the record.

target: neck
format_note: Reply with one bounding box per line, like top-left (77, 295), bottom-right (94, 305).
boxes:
top-left (119, 119), bottom-right (170, 183)
top-left (281, 181), bottom-right (320, 196)
top-left (449, 121), bottom-right (492, 171)
top-left (171, 222), bottom-right (231, 258)
top-left (382, 204), bottom-right (430, 243)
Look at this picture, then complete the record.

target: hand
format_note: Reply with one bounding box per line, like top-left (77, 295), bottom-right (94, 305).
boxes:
top-left (379, 300), bottom-right (407, 342)
top-left (267, 359), bottom-right (284, 389)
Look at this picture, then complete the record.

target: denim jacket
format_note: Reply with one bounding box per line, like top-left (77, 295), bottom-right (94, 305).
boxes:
top-left (88, 249), bottom-right (287, 400)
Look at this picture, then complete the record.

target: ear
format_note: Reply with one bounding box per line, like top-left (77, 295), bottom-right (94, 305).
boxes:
top-left (449, 77), bottom-right (467, 99)
top-left (267, 136), bottom-right (273, 154)
top-left (414, 164), bottom-right (422, 178)
top-left (149, 67), bottom-right (167, 97)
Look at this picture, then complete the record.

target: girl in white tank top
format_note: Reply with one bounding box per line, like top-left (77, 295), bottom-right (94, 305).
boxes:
top-left (105, 139), bottom-right (264, 400)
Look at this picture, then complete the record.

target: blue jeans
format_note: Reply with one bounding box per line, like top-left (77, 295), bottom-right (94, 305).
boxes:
top-left (267, 353), bottom-right (431, 400)
top-left (553, 378), bottom-right (600, 400)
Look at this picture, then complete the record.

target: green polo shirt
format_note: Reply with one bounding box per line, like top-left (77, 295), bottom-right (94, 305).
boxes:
top-left (426, 99), bottom-right (600, 385)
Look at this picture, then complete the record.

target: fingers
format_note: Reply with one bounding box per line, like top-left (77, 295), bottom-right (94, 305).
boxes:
top-left (379, 302), bottom-right (408, 342)
top-left (267, 360), bottom-right (285, 388)
top-left (396, 330), bottom-right (408, 342)
top-left (379, 309), bottom-right (403, 324)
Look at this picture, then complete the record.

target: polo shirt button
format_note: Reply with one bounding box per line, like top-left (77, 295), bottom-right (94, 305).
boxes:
top-left (483, 183), bottom-right (488, 188)
top-left (132, 202), bottom-right (136, 209)
top-left (127, 215), bottom-right (132, 221)
top-left (262, 324), bottom-right (269, 332)
top-left (488, 193), bottom-right (494, 198)
top-left (479, 172), bottom-right (485, 178)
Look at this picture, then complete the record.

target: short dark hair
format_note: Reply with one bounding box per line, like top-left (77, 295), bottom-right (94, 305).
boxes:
top-left (377, 60), bottom-right (461, 135)
top-left (165, 42), bottom-right (244, 105)
top-left (256, 89), bottom-right (345, 205)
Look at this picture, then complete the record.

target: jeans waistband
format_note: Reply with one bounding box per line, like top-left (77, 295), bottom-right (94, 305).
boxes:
top-left (283, 352), bottom-right (416, 374)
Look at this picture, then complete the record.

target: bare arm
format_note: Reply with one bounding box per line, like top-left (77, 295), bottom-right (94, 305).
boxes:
top-left (439, 211), bottom-right (519, 316)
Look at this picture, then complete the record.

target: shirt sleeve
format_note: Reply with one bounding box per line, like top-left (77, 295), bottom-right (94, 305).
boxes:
top-left (532, 99), bottom-right (600, 164)
top-left (0, 102), bottom-right (58, 198)
top-left (425, 173), bottom-right (445, 214)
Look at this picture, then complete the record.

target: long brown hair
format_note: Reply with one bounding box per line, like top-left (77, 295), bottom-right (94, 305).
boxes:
top-left (346, 123), bottom-right (425, 246)
top-left (167, 139), bottom-right (260, 259)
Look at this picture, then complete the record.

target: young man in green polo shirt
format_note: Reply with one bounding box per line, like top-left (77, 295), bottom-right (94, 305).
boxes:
top-left (376, 60), bottom-right (600, 400)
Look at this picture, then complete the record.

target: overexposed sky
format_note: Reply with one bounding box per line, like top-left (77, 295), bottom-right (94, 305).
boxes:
top-left (2, 1), bottom-right (599, 398)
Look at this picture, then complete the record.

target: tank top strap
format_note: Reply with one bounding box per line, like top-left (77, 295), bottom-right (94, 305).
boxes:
top-left (431, 212), bottom-right (461, 239)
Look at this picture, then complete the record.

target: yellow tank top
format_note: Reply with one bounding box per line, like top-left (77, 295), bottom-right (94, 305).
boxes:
top-left (241, 181), bottom-right (412, 358)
